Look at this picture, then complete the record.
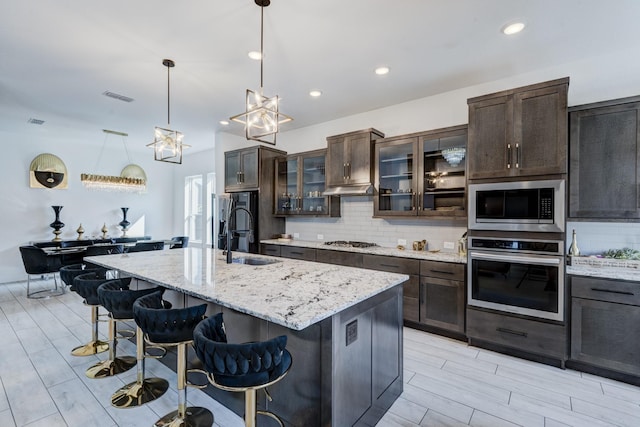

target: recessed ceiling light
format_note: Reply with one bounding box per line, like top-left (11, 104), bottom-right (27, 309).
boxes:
top-left (219, 120), bottom-right (229, 126)
top-left (309, 90), bottom-right (322, 97)
top-left (502, 22), bottom-right (525, 35)
top-left (248, 51), bottom-right (262, 60)
top-left (375, 66), bottom-right (390, 75)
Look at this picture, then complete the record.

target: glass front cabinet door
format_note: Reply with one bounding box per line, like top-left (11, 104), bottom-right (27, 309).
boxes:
top-left (275, 149), bottom-right (340, 217)
top-left (374, 125), bottom-right (467, 218)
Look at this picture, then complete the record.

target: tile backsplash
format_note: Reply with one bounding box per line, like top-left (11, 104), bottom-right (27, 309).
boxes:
top-left (284, 196), bottom-right (467, 251)
top-left (566, 222), bottom-right (640, 256)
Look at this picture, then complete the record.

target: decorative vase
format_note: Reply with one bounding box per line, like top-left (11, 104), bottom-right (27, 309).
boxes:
top-left (569, 229), bottom-right (580, 257)
top-left (101, 223), bottom-right (108, 239)
top-left (50, 205), bottom-right (65, 242)
top-left (76, 223), bottom-right (85, 240)
top-left (119, 207), bottom-right (131, 237)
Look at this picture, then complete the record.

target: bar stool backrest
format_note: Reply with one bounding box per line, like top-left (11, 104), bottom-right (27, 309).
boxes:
top-left (193, 313), bottom-right (290, 388)
top-left (133, 291), bottom-right (206, 344)
top-left (98, 281), bottom-right (165, 319)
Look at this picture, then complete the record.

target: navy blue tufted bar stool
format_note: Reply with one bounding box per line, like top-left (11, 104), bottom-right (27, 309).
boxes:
top-left (60, 264), bottom-right (105, 291)
top-left (193, 313), bottom-right (292, 427)
top-left (134, 291), bottom-right (213, 427)
top-left (97, 281), bottom-right (171, 406)
top-left (71, 270), bottom-right (125, 357)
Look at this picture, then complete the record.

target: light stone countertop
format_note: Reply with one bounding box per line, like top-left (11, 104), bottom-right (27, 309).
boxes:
top-left (567, 265), bottom-right (640, 282)
top-left (84, 248), bottom-right (408, 331)
top-left (261, 239), bottom-right (467, 264)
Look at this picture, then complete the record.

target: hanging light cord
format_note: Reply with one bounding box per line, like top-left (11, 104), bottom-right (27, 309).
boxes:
top-left (92, 130), bottom-right (132, 171)
top-left (260, 4), bottom-right (264, 90)
top-left (167, 62), bottom-right (171, 126)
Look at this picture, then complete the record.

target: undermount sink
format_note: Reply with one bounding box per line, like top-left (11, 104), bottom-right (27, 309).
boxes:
top-left (231, 256), bottom-right (281, 266)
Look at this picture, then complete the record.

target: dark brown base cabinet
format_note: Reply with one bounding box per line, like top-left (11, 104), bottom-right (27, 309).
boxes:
top-left (466, 308), bottom-right (567, 368)
top-left (260, 244), bottom-right (467, 337)
top-left (569, 276), bottom-right (640, 382)
top-left (419, 261), bottom-right (465, 335)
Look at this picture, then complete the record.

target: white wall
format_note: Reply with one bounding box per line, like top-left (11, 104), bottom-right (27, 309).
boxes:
top-left (3, 130), bottom-right (178, 283)
top-left (215, 46), bottom-right (640, 250)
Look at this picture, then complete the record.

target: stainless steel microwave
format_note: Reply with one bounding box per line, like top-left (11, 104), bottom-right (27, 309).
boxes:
top-left (468, 179), bottom-right (565, 233)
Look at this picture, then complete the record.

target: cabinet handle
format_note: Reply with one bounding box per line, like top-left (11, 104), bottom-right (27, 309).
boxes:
top-left (380, 263), bottom-right (399, 269)
top-left (496, 327), bottom-right (528, 337)
top-left (430, 269), bottom-right (454, 275)
top-left (506, 143), bottom-right (512, 169)
top-left (590, 287), bottom-right (634, 296)
top-left (346, 162), bottom-right (351, 179)
top-left (515, 143), bottom-right (521, 169)
top-left (290, 251), bottom-right (304, 255)
top-left (343, 163), bottom-right (347, 180)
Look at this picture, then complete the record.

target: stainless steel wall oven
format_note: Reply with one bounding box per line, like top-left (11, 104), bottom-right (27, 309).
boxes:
top-left (468, 236), bottom-right (565, 321)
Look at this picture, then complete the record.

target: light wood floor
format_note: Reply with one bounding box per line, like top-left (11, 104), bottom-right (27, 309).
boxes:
top-left (2, 278), bottom-right (640, 427)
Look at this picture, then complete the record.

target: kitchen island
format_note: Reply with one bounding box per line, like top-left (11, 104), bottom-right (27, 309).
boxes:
top-left (85, 248), bottom-right (408, 427)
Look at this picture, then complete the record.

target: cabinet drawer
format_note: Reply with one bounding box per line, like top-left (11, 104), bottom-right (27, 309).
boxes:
top-left (362, 254), bottom-right (419, 275)
top-left (571, 276), bottom-right (640, 306)
top-left (316, 249), bottom-right (363, 268)
top-left (281, 246), bottom-right (316, 261)
top-left (260, 244), bottom-right (281, 257)
top-left (467, 308), bottom-right (566, 359)
top-left (420, 260), bottom-right (464, 281)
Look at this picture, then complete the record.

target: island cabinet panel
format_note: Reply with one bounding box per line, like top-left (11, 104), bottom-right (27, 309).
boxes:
top-left (315, 248), bottom-right (363, 268)
top-left (467, 308), bottom-right (567, 362)
top-left (467, 77), bottom-right (568, 180)
top-left (569, 96), bottom-right (640, 219)
top-left (280, 245), bottom-right (316, 261)
top-left (570, 276), bottom-right (640, 378)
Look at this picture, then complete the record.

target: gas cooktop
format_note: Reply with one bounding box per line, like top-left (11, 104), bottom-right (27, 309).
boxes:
top-left (324, 241), bottom-right (379, 248)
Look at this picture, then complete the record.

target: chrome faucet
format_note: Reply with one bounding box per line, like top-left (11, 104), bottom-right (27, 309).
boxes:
top-left (225, 200), bottom-right (255, 264)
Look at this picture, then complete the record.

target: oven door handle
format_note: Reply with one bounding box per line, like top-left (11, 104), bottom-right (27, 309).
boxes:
top-left (470, 251), bottom-right (561, 266)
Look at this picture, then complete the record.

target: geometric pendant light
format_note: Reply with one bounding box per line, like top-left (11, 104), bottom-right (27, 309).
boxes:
top-left (146, 59), bottom-right (190, 164)
top-left (230, 0), bottom-right (292, 145)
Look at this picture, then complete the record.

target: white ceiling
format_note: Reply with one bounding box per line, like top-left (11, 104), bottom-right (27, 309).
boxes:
top-left (2, 0), bottom-right (639, 153)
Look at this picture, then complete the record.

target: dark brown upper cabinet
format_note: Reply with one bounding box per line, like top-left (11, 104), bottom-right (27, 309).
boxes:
top-left (569, 96), bottom-right (640, 220)
top-left (373, 125), bottom-right (467, 219)
top-left (467, 77), bottom-right (569, 181)
top-left (224, 145), bottom-right (286, 192)
top-left (325, 128), bottom-right (385, 195)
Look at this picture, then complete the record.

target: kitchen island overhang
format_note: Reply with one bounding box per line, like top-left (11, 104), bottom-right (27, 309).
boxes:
top-left (85, 248), bottom-right (408, 426)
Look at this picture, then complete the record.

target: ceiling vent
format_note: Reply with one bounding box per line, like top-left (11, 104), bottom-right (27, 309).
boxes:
top-left (27, 118), bottom-right (45, 125)
top-left (102, 91), bottom-right (134, 103)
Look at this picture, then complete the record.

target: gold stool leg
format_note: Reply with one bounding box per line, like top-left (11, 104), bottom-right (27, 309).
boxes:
top-left (86, 316), bottom-right (136, 378)
top-left (155, 343), bottom-right (213, 427)
top-left (111, 326), bottom-right (169, 408)
top-left (71, 305), bottom-right (109, 356)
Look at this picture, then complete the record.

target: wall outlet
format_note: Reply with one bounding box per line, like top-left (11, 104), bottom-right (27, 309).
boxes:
top-left (317, 234), bottom-right (324, 240)
top-left (293, 233), bottom-right (300, 238)
top-left (443, 241), bottom-right (455, 250)
top-left (397, 239), bottom-right (407, 246)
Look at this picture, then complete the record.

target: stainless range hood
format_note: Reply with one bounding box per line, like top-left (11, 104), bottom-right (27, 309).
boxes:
top-left (323, 184), bottom-right (373, 196)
